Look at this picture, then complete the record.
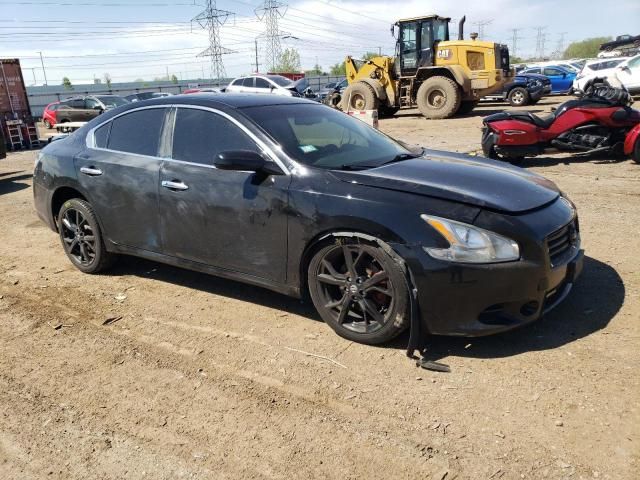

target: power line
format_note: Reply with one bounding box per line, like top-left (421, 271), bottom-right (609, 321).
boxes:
top-left (553, 32), bottom-right (568, 59)
top-left (534, 26), bottom-right (547, 59)
top-left (509, 28), bottom-right (524, 58)
top-left (193, 0), bottom-right (235, 84)
top-left (255, 0), bottom-right (287, 71)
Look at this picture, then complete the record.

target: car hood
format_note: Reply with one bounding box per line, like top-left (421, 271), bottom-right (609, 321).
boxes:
top-left (518, 73), bottom-right (551, 83)
top-left (331, 150), bottom-right (560, 213)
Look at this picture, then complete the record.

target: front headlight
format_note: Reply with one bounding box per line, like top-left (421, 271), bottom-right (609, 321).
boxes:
top-left (421, 215), bottom-right (520, 264)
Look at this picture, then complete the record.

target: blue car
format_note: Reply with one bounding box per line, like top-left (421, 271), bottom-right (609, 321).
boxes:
top-left (520, 65), bottom-right (576, 94)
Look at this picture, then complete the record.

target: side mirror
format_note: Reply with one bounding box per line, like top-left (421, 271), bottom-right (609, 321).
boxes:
top-left (562, 73), bottom-right (567, 78)
top-left (214, 150), bottom-right (284, 176)
top-left (93, 105), bottom-right (103, 111)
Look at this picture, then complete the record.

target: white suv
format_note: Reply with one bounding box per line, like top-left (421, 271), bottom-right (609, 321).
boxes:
top-left (573, 58), bottom-right (629, 94)
top-left (615, 55), bottom-right (640, 94)
top-left (226, 75), bottom-right (299, 96)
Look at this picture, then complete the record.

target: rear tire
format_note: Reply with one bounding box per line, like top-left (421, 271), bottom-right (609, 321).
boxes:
top-left (57, 198), bottom-right (115, 274)
top-left (307, 240), bottom-right (408, 345)
top-left (508, 87), bottom-right (529, 107)
top-left (340, 82), bottom-right (379, 111)
top-left (416, 76), bottom-right (461, 119)
top-left (43, 119), bottom-right (52, 129)
top-left (457, 100), bottom-right (479, 115)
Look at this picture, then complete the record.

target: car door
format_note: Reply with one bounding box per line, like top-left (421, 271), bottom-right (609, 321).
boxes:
top-left (74, 106), bottom-right (167, 252)
top-left (255, 77), bottom-right (272, 94)
top-left (544, 67), bottom-right (570, 92)
top-left (617, 56), bottom-right (640, 91)
top-left (158, 106), bottom-right (289, 283)
top-left (241, 76), bottom-right (256, 93)
top-left (84, 97), bottom-right (104, 120)
top-left (65, 98), bottom-right (86, 121)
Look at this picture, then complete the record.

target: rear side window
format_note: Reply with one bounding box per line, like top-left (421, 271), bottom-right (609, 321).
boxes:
top-left (171, 108), bottom-right (258, 165)
top-left (242, 77), bottom-right (254, 87)
top-left (68, 99), bottom-right (84, 109)
top-left (526, 68), bottom-right (541, 74)
top-left (94, 123), bottom-right (111, 148)
top-left (107, 108), bottom-right (166, 156)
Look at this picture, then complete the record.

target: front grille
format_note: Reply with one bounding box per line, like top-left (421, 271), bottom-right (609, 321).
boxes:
top-left (546, 220), bottom-right (579, 266)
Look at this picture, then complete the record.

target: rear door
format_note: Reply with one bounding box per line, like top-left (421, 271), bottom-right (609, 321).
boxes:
top-left (158, 106), bottom-right (289, 282)
top-left (241, 76), bottom-right (256, 93)
top-left (75, 106), bottom-right (167, 252)
top-left (66, 98), bottom-right (87, 121)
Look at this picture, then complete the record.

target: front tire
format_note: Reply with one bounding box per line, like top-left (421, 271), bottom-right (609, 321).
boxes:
top-left (307, 240), bottom-right (408, 345)
top-left (416, 76), bottom-right (462, 119)
top-left (57, 198), bottom-right (115, 274)
top-left (508, 87), bottom-right (529, 107)
top-left (340, 82), bottom-right (379, 111)
top-left (43, 119), bottom-right (52, 129)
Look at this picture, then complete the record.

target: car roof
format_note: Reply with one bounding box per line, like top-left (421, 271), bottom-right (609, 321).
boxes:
top-left (111, 93), bottom-right (312, 110)
top-left (586, 57), bottom-right (628, 66)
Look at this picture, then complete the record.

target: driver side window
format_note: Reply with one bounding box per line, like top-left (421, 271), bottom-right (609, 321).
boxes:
top-left (171, 108), bottom-right (259, 166)
top-left (85, 98), bottom-right (101, 109)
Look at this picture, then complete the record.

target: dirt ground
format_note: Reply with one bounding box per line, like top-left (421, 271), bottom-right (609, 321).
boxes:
top-left (0, 96), bottom-right (638, 480)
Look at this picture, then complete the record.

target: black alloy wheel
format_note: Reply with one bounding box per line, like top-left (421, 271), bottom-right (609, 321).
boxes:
top-left (58, 198), bottom-right (114, 273)
top-left (308, 241), bottom-right (408, 344)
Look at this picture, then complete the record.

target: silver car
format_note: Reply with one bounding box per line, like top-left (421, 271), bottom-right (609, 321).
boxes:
top-left (226, 75), bottom-right (299, 96)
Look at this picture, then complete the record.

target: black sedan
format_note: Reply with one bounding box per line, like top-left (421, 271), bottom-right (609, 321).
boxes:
top-left (33, 95), bottom-right (583, 346)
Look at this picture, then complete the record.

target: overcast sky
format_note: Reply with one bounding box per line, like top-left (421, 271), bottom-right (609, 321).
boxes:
top-left (2, 0), bottom-right (639, 85)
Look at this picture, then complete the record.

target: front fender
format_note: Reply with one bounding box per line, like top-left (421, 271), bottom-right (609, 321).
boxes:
top-left (624, 122), bottom-right (640, 156)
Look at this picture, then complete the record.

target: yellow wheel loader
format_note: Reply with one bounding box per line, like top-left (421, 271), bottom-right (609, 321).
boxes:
top-left (338, 15), bottom-right (511, 119)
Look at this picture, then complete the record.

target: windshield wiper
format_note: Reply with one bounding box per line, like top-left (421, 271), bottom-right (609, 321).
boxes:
top-left (379, 152), bottom-right (422, 166)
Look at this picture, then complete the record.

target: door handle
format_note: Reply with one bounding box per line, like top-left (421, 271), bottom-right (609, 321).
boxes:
top-left (161, 180), bottom-right (189, 191)
top-left (80, 166), bottom-right (103, 176)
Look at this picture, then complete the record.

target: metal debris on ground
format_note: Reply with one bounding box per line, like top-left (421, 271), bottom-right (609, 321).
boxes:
top-left (416, 358), bottom-right (451, 373)
top-left (102, 315), bottom-right (123, 326)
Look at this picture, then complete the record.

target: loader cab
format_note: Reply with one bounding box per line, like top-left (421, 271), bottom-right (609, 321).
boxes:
top-left (394, 15), bottom-right (450, 77)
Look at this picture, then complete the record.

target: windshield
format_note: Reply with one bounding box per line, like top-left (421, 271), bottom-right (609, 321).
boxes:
top-left (267, 75), bottom-right (293, 87)
top-left (96, 95), bottom-right (129, 107)
top-left (242, 104), bottom-right (415, 170)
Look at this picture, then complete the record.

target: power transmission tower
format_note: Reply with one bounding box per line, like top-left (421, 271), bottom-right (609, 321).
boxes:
top-left (472, 19), bottom-right (493, 39)
top-left (553, 32), bottom-right (568, 59)
top-left (534, 26), bottom-right (547, 59)
top-left (509, 28), bottom-right (524, 59)
top-left (193, 0), bottom-right (234, 85)
top-left (255, 1), bottom-right (288, 72)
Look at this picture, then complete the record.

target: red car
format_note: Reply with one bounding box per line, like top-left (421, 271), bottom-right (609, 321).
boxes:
top-left (42, 101), bottom-right (61, 129)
